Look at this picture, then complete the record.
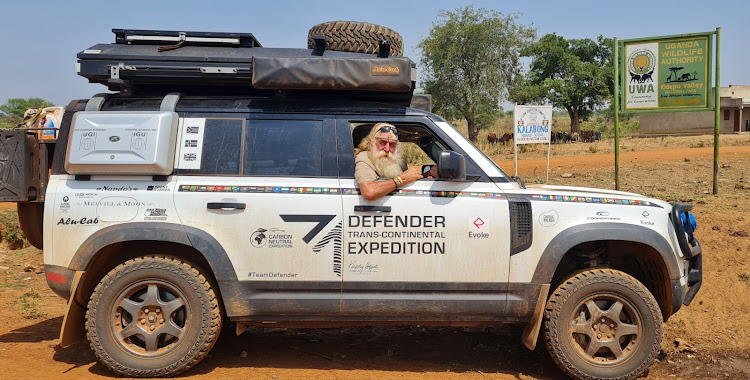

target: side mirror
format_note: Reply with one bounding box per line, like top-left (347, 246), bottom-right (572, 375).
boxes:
top-left (437, 151), bottom-right (466, 181)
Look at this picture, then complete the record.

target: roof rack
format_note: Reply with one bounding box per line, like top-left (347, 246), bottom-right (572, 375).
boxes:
top-left (112, 29), bottom-right (262, 48)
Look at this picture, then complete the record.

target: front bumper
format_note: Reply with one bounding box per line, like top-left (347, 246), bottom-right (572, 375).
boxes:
top-left (683, 254), bottom-right (702, 305)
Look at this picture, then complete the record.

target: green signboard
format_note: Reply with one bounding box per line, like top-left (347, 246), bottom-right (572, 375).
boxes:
top-left (614, 29), bottom-right (720, 193)
top-left (621, 33), bottom-right (712, 112)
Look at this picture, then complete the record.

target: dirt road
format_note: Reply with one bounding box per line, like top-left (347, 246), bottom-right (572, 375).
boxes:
top-left (1, 136), bottom-right (749, 379)
top-left (496, 145), bottom-right (750, 176)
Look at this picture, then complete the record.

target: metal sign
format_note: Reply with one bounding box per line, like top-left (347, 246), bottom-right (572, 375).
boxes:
top-left (614, 29), bottom-right (720, 194)
top-left (622, 33), bottom-right (712, 112)
top-left (513, 105), bottom-right (552, 144)
top-left (513, 105), bottom-right (553, 181)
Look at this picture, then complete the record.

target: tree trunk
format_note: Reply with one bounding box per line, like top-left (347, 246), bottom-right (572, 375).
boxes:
top-left (568, 108), bottom-right (581, 134)
top-left (467, 120), bottom-right (479, 143)
top-left (465, 111), bottom-right (479, 143)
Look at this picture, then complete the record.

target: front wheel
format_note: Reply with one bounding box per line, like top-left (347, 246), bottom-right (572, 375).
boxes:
top-left (85, 256), bottom-right (222, 377)
top-left (544, 269), bottom-right (663, 380)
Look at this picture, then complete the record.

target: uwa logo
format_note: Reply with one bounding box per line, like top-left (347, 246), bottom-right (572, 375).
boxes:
top-left (628, 48), bottom-right (656, 94)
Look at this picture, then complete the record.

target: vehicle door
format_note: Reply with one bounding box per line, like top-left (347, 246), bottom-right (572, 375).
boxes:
top-left (173, 114), bottom-right (344, 317)
top-left (336, 116), bottom-right (511, 319)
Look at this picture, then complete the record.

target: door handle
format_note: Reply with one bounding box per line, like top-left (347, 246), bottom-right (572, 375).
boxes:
top-left (354, 205), bottom-right (391, 212)
top-left (207, 202), bottom-right (246, 210)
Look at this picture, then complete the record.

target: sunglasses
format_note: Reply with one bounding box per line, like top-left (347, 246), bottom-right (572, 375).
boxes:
top-left (378, 125), bottom-right (400, 136)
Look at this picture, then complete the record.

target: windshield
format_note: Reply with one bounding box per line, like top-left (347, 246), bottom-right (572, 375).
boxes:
top-left (433, 120), bottom-right (511, 179)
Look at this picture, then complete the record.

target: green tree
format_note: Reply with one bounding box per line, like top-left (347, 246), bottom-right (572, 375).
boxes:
top-left (0, 98), bottom-right (54, 128)
top-left (0, 98), bottom-right (53, 117)
top-left (0, 114), bottom-right (20, 129)
top-left (417, 6), bottom-right (536, 143)
top-left (511, 34), bottom-right (613, 134)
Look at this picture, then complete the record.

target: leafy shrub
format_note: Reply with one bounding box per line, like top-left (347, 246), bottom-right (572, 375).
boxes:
top-left (19, 291), bottom-right (46, 319)
top-left (0, 210), bottom-right (26, 249)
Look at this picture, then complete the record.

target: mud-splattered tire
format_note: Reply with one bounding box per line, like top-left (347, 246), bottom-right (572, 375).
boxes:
top-left (17, 202), bottom-right (44, 249)
top-left (307, 21), bottom-right (403, 57)
top-left (85, 256), bottom-right (222, 377)
top-left (544, 269), bottom-right (662, 380)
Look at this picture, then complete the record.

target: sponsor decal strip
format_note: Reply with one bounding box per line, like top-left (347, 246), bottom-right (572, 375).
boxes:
top-left (529, 194), bottom-right (662, 208)
top-left (178, 185), bottom-right (660, 206)
top-left (178, 185), bottom-right (504, 199)
top-left (178, 185), bottom-right (659, 206)
top-left (179, 185), bottom-right (340, 194)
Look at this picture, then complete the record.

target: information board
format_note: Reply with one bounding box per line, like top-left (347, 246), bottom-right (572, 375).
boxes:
top-left (623, 35), bottom-right (710, 111)
top-left (513, 105), bottom-right (553, 180)
top-left (513, 105), bottom-right (552, 144)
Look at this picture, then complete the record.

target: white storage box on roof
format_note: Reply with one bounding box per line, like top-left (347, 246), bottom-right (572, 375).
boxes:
top-left (65, 111), bottom-right (178, 175)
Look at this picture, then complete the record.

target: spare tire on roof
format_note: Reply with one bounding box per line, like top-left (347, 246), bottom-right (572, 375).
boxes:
top-left (307, 21), bottom-right (403, 57)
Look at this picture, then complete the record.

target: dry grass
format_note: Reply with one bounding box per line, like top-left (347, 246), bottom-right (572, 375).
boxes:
top-left (445, 115), bottom-right (749, 161)
top-left (407, 112), bottom-right (750, 167)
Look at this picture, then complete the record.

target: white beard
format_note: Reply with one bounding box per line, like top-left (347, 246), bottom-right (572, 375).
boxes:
top-left (368, 148), bottom-right (403, 179)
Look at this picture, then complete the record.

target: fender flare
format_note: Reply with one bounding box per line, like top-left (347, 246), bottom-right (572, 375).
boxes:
top-left (68, 222), bottom-right (238, 282)
top-left (531, 222), bottom-right (681, 284)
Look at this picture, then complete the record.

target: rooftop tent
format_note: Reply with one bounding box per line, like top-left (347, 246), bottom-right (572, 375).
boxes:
top-left (77, 29), bottom-right (416, 105)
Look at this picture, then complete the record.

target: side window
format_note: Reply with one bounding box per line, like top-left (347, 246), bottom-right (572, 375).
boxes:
top-left (177, 118), bottom-right (242, 175)
top-left (351, 123), bottom-right (440, 167)
top-left (244, 120), bottom-right (323, 177)
top-left (400, 139), bottom-right (436, 166)
top-left (349, 122), bottom-right (488, 180)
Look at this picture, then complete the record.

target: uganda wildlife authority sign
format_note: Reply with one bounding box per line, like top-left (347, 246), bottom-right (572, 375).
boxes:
top-left (622, 33), bottom-right (712, 111)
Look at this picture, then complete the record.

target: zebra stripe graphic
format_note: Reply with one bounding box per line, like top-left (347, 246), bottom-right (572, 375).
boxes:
top-left (312, 221), bottom-right (343, 277)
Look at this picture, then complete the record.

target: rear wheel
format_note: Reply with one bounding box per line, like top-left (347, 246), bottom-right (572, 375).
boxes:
top-left (544, 269), bottom-right (662, 380)
top-left (307, 21), bottom-right (403, 57)
top-left (86, 256), bottom-right (222, 377)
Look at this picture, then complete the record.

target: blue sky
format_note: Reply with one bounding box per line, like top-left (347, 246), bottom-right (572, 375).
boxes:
top-left (1, 0), bottom-right (746, 107)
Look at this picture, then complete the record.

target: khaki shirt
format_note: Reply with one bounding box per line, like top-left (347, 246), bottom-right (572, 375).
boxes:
top-left (354, 151), bottom-right (406, 184)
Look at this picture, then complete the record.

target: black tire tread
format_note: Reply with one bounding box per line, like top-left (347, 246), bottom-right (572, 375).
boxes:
top-left (85, 256), bottom-right (222, 377)
top-left (543, 268), bottom-right (663, 380)
top-left (307, 21), bottom-right (403, 57)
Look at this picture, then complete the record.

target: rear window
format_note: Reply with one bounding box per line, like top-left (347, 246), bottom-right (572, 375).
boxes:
top-left (243, 120), bottom-right (323, 177)
top-left (176, 118), bottom-right (243, 175)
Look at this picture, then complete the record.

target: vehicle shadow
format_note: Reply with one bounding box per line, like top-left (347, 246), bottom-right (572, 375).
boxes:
top-left (0, 316), bottom-right (108, 375)
top-left (186, 325), bottom-right (569, 379)
top-left (52, 340), bottom-right (110, 375)
top-left (0, 317), bottom-right (568, 378)
top-left (0, 316), bottom-right (63, 343)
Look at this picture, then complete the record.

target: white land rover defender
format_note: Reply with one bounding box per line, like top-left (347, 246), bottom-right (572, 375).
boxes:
top-left (1, 25), bottom-right (701, 380)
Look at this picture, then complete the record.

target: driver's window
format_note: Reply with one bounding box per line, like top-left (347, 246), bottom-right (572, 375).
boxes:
top-left (350, 123), bottom-right (443, 168)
